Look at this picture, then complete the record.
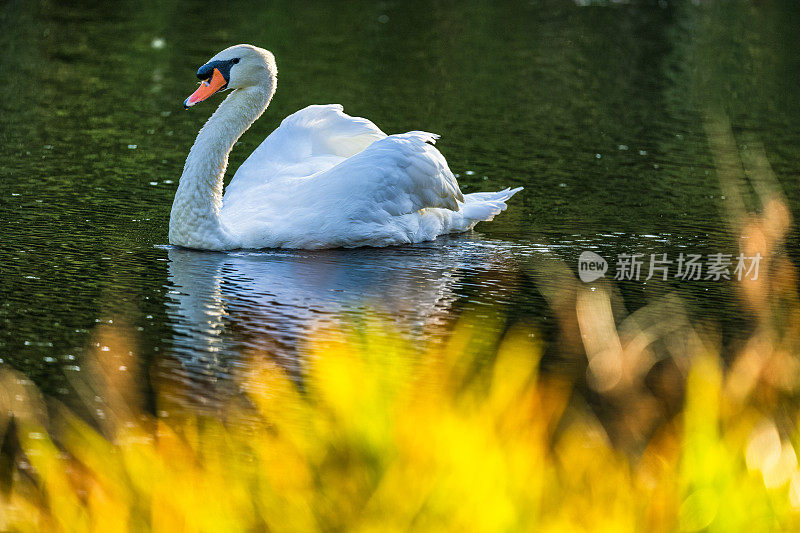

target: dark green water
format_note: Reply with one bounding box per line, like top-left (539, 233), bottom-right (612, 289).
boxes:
top-left (1, 0), bottom-right (799, 403)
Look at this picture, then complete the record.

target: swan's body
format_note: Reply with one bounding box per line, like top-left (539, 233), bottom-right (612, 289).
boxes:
top-left (169, 45), bottom-right (522, 250)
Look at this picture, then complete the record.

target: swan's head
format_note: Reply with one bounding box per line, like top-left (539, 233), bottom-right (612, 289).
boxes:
top-left (184, 44), bottom-right (276, 109)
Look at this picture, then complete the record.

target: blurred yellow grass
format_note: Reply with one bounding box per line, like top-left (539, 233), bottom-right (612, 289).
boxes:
top-left (0, 308), bottom-right (799, 532)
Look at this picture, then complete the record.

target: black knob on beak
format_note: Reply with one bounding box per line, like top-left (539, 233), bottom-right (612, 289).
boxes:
top-left (196, 59), bottom-right (238, 83)
top-left (197, 63), bottom-right (215, 81)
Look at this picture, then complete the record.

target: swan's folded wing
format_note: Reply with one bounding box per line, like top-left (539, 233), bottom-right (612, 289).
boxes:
top-left (221, 130), bottom-right (467, 248)
top-left (312, 131), bottom-right (465, 218)
top-left (226, 104), bottom-right (387, 205)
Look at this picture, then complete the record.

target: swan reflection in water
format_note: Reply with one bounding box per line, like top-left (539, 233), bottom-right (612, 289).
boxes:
top-left (159, 235), bottom-right (530, 412)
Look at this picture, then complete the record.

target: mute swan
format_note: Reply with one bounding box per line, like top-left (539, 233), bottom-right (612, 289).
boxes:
top-left (169, 44), bottom-right (522, 250)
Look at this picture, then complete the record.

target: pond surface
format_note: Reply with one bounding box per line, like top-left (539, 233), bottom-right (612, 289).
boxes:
top-left (1, 0), bottom-right (799, 404)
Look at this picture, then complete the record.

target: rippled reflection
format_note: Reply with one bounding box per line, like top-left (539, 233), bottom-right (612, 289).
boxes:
top-left (161, 236), bottom-right (532, 404)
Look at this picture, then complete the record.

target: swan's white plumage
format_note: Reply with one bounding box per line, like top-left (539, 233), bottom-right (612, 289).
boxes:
top-left (169, 45), bottom-right (522, 250)
top-left (225, 104), bottom-right (385, 197)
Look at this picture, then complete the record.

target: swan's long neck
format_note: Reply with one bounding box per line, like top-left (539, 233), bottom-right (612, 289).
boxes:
top-left (169, 86), bottom-right (271, 250)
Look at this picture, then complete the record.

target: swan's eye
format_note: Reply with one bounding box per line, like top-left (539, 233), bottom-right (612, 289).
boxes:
top-left (231, 58), bottom-right (240, 64)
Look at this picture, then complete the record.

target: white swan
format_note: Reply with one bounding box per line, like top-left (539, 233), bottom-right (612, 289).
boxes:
top-left (169, 44), bottom-right (522, 250)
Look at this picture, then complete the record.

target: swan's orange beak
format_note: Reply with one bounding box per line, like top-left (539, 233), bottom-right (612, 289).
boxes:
top-left (184, 68), bottom-right (228, 109)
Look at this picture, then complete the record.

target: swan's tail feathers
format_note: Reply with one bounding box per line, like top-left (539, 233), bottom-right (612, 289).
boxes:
top-left (460, 186), bottom-right (524, 223)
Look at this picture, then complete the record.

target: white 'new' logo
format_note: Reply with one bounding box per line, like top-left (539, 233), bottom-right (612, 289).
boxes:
top-left (578, 251), bottom-right (607, 282)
